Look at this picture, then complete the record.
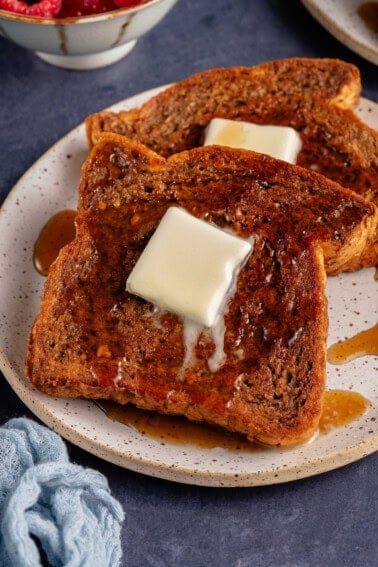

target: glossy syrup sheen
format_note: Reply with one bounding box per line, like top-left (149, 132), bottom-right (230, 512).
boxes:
top-left (97, 401), bottom-right (262, 451)
top-left (327, 324), bottom-right (378, 364)
top-left (319, 390), bottom-right (371, 434)
top-left (98, 389), bottom-right (371, 450)
top-left (35, 212), bottom-right (374, 448)
top-left (33, 210), bottom-right (77, 276)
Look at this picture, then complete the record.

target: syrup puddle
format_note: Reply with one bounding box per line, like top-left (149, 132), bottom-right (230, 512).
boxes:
top-left (327, 324), bottom-right (378, 364)
top-left (96, 388), bottom-right (371, 451)
top-left (33, 209), bottom-right (77, 276)
top-left (319, 390), bottom-right (371, 434)
top-left (97, 400), bottom-right (262, 452)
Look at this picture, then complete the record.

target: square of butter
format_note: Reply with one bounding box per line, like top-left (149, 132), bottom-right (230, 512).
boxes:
top-left (126, 207), bottom-right (252, 327)
top-left (204, 118), bottom-right (302, 164)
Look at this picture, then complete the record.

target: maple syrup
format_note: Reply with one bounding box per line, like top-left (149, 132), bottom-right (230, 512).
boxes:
top-left (34, 209), bottom-right (375, 448)
top-left (357, 2), bottom-right (378, 34)
top-left (33, 210), bottom-right (77, 276)
top-left (97, 401), bottom-right (262, 452)
top-left (98, 387), bottom-right (371, 450)
top-left (327, 324), bottom-right (378, 364)
top-left (319, 390), bottom-right (371, 434)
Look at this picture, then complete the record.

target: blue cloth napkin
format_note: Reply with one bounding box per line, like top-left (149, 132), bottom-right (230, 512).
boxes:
top-left (0, 417), bottom-right (124, 567)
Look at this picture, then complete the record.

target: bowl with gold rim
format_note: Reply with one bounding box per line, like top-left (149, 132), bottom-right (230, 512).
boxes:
top-left (0, 0), bottom-right (177, 70)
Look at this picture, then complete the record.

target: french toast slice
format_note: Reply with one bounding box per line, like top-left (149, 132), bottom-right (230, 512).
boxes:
top-left (26, 135), bottom-right (377, 446)
top-left (87, 58), bottom-right (362, 148)
top-left (86, 58), bottom-right (378, 269)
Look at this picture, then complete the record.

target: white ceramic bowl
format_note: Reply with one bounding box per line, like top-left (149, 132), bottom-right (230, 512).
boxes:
top-left (0, 0), bottom-right (178, 70)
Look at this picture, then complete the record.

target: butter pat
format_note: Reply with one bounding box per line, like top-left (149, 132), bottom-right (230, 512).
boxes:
top-left (126, 207), bottom-right (251, 327)
top-left (204, 118), bottom-right (302, 163)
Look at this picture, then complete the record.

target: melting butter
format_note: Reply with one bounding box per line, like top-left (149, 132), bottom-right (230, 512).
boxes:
top-left (206, 316), bottom-right (227, 372)
top-left (127, 207), bottom-right (252, 327)
top-left (179, 234), bottom-right (253, 377)
top-left (204, 118), bottom-right (302, 164)
top-left (126, 207), bottom-right (255, 379)
top-left (179, 319), bottom-right (202, 379)
top-left (179, 315), bottom-right (227, 380)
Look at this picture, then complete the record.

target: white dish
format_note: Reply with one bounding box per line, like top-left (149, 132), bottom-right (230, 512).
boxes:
top-left (0, 87), bottom-right (377, 487)
top-left (301, 0), bottom-right (378, 65)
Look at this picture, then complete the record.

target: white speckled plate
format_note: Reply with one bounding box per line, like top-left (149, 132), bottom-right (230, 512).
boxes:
top-left (301, 0), bottom-right (378, 65)
top-left (0, 88), bottom-right (377, 487)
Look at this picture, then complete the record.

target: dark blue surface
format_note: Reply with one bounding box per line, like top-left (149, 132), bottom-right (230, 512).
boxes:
top-left (1, 1), bottom-right (377, 565)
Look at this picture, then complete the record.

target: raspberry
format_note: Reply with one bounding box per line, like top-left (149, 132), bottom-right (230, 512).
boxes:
top-left (57, 0), bottom-right (117, 17)
top-left (0, 0), bottom-right (146, 18)
top-left (0, 0), bottom-right (61, 17)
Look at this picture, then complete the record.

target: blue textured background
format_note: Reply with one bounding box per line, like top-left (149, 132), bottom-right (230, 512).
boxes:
top-left (1, 1), bottom-right (377, 565)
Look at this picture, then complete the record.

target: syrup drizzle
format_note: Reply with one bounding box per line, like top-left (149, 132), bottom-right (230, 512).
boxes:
top-left (98, 400), bottom-right (261, 452)
top-left (97, 388), bottom-right (371, 451)
top-left (327, 324), bottom-right (378, 364)
top-left (33, 209), bottom-right (77, 276)
top-left (35, 213), bottom-right (374, 448)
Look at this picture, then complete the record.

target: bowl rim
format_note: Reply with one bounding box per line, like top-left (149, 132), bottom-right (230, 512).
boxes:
top-left (0, 0), bottom-right (162, 25)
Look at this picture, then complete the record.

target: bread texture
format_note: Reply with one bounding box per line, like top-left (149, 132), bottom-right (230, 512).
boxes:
top-left (86, 58), bottom-right (378, 269)
top-left (26, 135), bottom-right (377, 446)
top-left (87, 58), bottom-right (362, 148)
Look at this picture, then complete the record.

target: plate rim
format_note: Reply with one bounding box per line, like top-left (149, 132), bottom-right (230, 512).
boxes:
top-left (301, 0), bottom-right (378, 66)
top-left (1, 347), bottom-right (377, 487)
top-left (0, 88), bottom-right (377, 487)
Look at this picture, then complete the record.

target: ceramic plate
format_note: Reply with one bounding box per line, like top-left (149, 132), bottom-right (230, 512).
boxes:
top-left (0, 87), bottom-right (377, 487)
top-left (301, 0), bottom-right (378, 65)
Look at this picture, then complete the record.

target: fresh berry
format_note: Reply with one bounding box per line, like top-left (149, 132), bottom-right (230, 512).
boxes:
top-left (0, 0), bottom-right (61, 17)
top-left (0, 0), bottom-right (147, 18)
top-left (57, 0), bottom-right (117, 17)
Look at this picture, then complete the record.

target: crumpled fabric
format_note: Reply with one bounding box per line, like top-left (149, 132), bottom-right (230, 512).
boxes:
top-left (0, 417), bottom-right (124, 567)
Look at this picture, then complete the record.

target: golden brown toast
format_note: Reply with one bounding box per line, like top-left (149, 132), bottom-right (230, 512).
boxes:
top-left (26, 134), bottom-right (377, 446)
top-left (87, 58), bottom-right (362, 148)
top-left (86, 58), bottom-right (378, 269)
